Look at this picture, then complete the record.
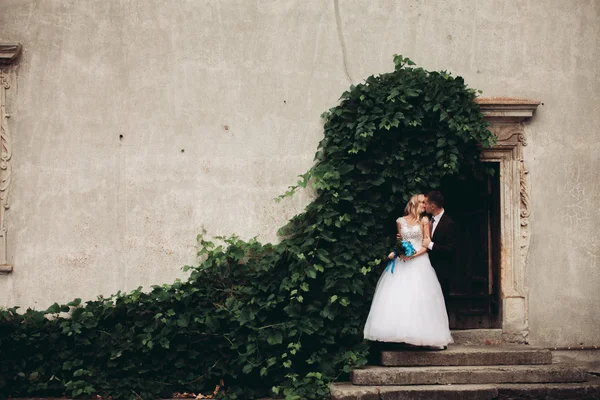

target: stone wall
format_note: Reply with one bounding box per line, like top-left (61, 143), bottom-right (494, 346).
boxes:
top-left (0, 0), bottom-right (598, 347)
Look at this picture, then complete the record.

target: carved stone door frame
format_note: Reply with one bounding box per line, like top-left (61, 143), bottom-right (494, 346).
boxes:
top-left (0, 44), bottom-right (21, 274)
top-left (477, 98), bottom-right (539, 342)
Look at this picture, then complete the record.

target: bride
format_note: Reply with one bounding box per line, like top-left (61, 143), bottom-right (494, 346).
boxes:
top-left (363, 194), bottom-right (453, 348)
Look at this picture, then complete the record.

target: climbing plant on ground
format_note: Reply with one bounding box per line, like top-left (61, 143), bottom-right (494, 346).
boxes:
top-left (0, 55), bottom-right (495, 400)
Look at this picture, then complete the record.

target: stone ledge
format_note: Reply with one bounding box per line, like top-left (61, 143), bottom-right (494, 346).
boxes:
top-left (476, 97), bottom-right (540, 121)
top-left (0, 263), bottom-right (13, 273)
top-left (476, 97), bottom-right (540, 105)
top-left (0, 44), bottom-right (22, 66)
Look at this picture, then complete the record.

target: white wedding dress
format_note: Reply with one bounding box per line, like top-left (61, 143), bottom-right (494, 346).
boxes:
top-left (363, 217), bottom-right (453, 347)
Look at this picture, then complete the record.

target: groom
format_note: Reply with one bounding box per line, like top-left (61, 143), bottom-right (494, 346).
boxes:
top-left (422, 191), bottom-right (456, 308)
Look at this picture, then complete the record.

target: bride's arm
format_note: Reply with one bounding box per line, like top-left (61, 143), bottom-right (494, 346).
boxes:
top-left (409, 245), bottom-right (428, 259)
top-left (422, 217), bottom-right (430, 240)
top-left (389, 219), bottom-right (403, 259)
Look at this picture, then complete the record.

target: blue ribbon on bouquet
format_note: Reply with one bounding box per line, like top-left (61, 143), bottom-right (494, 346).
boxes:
top-left (385, 251), bottom-right (397, 274)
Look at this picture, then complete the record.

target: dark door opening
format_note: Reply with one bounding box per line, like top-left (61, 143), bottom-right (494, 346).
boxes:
top-left (440, 162), bottom-right (501, 329)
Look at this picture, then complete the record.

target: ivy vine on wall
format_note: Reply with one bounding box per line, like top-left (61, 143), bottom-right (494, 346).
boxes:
top-left (0, 56), bottom-right (495, 399)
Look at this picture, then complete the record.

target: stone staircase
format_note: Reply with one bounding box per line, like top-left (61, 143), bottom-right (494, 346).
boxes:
top-left (330, 345), bottom-right (600, 399)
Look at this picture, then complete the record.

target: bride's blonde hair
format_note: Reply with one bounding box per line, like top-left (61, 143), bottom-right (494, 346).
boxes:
top-left (403, 193), bottom-right (423, 221)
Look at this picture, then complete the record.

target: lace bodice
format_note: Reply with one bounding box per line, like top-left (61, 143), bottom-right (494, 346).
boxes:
top-left (397, 217), bottom-right (423, 251)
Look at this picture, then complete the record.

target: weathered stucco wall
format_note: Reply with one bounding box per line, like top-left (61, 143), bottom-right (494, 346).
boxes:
top-left (0, 0), bottom-right (598, 347)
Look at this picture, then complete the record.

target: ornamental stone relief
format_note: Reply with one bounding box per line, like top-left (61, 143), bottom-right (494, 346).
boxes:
top-left (0, 44), bottom-right (20, 275)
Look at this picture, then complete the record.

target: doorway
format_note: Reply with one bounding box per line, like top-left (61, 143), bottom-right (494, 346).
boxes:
top-left (441, 162), bottom-right (501, 329)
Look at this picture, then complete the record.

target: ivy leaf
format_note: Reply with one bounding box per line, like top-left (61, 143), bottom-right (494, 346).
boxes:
top-left (67, 298), bottom-right (82, 307)
top-left (316, 249), bottom-right (331, 264)
top-left (267, 333), bottom-right (283, 345)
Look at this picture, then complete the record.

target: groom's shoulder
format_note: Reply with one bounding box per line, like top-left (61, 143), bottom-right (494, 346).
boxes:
top-left (442, 212), bottom-right (455, 224)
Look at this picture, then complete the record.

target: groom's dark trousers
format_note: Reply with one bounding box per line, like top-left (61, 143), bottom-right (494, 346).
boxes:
top-left (428, 213), bottom-right (457, 308)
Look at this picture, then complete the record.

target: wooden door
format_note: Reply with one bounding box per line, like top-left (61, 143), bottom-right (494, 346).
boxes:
top-left (441, 162), bottom-right (501, 329)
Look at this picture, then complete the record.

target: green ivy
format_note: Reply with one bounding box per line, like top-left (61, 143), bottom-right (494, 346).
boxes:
top-left (0, 56), bottom-right (494, 399)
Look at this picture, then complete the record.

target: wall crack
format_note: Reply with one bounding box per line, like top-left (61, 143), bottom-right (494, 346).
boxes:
top-left (333, 0), bottom-right (354, 84)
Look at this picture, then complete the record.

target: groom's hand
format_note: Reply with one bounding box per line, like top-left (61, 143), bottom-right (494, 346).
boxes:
top-left (422, 238), bottom-right (431, 248)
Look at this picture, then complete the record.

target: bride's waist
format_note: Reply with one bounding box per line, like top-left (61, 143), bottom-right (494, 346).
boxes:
top-left (411, 240), bottom-right (423, 249)
top-left (400, 241), bottom-right (423, 252)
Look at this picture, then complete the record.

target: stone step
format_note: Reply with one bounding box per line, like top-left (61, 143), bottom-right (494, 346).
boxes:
top-left (381, 345), bottom-right (552, 367)
top-left (331, 375), bottom-right (600, 400)
top-left (331, 382), bottom-right (496, 400)
top-left (496, 377), bottom-right (600, 399)
top-left (351, 364), bottom-right (587, 386)
top-left (450, 329), bottom-right (503, 345)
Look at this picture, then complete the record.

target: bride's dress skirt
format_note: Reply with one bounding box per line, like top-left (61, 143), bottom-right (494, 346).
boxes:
top-left (363, 253), bottom-right (453, 346)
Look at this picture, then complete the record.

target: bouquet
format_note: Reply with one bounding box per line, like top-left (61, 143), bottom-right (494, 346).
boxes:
top-left (396, 239), bottom-right (416, 257)
top-left (385, 239), bottom-right (416, 274)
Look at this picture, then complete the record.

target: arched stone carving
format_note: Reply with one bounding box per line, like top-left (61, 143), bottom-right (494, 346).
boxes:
top-left (477, 98), bottom-right (540, 342)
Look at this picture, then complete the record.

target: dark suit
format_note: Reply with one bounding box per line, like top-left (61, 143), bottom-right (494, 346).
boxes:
top-left (428, 212), bottom-right (457, 305)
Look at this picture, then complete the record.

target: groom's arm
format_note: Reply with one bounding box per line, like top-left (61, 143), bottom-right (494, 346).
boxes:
top-left (429, 221), bottom-right (457, 253)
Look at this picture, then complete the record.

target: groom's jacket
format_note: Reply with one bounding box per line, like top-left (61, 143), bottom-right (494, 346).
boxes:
top-left (428, 213), bottom-right (457, 285)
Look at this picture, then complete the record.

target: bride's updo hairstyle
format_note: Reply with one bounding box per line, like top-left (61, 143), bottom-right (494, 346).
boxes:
top-left (403, 193), bottom-right (422, 220)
